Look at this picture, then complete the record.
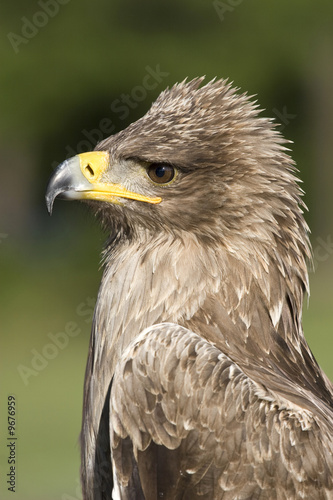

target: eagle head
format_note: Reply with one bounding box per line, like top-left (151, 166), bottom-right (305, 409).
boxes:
top-left (46, 78), bottom-right (310, 271)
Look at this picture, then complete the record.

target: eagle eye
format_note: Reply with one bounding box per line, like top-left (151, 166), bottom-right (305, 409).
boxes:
top-left (147, 163), bottom-right (175, 184)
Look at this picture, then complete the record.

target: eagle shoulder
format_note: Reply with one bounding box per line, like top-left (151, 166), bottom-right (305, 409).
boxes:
top-left (110, 323), bottom-right (333, 499)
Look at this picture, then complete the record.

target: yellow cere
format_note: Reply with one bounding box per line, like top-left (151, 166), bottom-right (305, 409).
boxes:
top-left (78, 151), bottom-right (110, 183)
top-left (77, 151), bottom-right (162, 205)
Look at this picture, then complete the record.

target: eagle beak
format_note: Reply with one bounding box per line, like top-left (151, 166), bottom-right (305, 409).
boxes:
top-left (45, 151), bottom-right (162, 214)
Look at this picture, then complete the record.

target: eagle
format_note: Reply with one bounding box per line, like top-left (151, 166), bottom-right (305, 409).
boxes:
top-left (46, 78), bottom-right (333, 500)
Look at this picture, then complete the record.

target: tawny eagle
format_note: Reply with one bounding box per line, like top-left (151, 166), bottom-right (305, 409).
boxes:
top-left (46, 78), bottom-right (333, 500)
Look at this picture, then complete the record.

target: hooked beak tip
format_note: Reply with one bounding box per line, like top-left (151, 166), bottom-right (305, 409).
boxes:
top-left (45, 189), bottom-right (54, 215)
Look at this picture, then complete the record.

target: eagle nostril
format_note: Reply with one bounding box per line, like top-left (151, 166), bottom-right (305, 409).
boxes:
top-left (85, 164), bottom-right (95, 179)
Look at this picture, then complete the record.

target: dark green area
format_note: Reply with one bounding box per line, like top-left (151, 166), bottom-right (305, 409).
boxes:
top-left (1, 1), bottom-right (333, 498)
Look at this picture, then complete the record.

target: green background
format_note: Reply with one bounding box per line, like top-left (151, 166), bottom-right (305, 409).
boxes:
top-left (1, 1), bottom-right (333, 499)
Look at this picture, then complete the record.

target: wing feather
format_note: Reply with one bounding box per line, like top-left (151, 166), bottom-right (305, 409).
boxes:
top-left (110, 323), bottom-right (333, 499)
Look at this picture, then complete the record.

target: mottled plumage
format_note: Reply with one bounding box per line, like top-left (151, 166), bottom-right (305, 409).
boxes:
top-left (46, 78), bottom-right (333, 499)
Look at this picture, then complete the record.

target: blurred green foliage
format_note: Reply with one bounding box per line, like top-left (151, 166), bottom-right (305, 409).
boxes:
top-left (1, 1), bottom-right (333, 498)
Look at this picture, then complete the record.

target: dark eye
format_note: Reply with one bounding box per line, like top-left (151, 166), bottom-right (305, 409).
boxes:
top-left (147, 163), bottom-right (175, 184)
